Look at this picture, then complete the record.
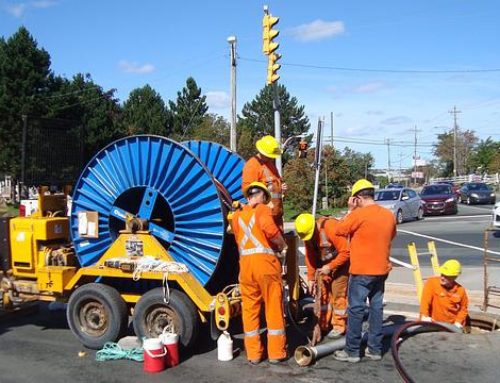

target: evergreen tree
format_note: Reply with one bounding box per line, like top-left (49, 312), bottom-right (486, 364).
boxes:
top-left (122, 85), bottom-right (169, 136)
top-left (0, 27), bottom-right (52, 176)
top-left (168, 77), bottom-right (208, 138)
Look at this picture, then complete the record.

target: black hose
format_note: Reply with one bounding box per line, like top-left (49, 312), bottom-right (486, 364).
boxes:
top-left (391, 321), bottom-right (460, 383)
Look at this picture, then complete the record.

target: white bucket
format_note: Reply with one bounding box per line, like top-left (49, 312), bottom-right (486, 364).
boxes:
top-left (217, 331), bottom-right (233, 361)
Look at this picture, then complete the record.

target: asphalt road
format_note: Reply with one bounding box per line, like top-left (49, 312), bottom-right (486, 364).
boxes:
top-left (392, 202), bottom-right (499, 267)
top-left (1, 303), bottom-right (499, 383)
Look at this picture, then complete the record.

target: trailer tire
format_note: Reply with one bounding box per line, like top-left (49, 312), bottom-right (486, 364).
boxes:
top-left (133, 288), bottom-right (199, 349)
top-left (67, 283), bottom-right (128, 350)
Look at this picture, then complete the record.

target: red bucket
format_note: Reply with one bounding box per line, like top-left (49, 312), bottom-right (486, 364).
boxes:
top-left (143, 338), bottom-right (167, 373)
top-left (160, 330), bottom-right (179, 367)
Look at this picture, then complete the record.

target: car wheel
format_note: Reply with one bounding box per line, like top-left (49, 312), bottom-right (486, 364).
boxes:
top-left (396, 209), bottom-right (404, 224)
top-left (416, 207), bottom-right (424, 220)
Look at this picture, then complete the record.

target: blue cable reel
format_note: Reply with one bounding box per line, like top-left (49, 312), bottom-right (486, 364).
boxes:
top-left (70, 135), bottom-right (228, 287)
top-left (182, 140), bottom-right (246, 290)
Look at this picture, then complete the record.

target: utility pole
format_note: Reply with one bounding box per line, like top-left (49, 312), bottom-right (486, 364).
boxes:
top-left (330, 112), bottom-right (334, 149)
top-left (385, 138), bottom-right (391, 181)
top-left (398, 152), bottom-right (404, 182)
top-left (227, 36), bottom-right (237, 151)
top-left (449, 106), bottom-right (461, 177)
top-left (411, 125), bottom-right (422, 185)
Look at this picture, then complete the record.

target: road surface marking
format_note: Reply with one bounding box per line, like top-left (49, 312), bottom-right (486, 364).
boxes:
top-left (397, 229), bottom-right (500, 255)
top-left (423, 214), bottom-right (490, 220)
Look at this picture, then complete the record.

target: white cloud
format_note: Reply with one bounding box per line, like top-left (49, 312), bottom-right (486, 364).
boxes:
top-left (206, 91), bottom-right (230, 109)
top-left (118, 60), bottom-right (155, 74)
top-left (353, 82), bottom-right (386, 94)
top-left (366, 110), bottom-right (384, 116)
top-left (381, 116), bottom-right (412, 125)
top-left (5, 3), bottom-right (27, 17)
top-left (288, 19), bottom-right (345, 42)
top-left (31, 0), bottom-right (57, 8)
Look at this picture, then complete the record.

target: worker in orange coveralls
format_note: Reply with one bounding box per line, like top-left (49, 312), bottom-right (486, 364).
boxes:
top-left (420, 259), bottom-right (468, 330)
top-left (242, 135), bottom-right (286, 230)
top-left (231, 181), bottom-right (288, 365)
top-left (295, 213), bottom-right (350, 340)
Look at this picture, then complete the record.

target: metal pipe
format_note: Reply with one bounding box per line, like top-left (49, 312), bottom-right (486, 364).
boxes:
top-left (295, 324), bottom-right (399, 366)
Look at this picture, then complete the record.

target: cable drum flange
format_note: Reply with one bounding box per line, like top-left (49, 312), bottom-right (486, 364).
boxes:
top-left (70, 135), bottom-right (227, 287)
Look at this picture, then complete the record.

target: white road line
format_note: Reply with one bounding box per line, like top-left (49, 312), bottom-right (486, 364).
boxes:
top-left (423, 214), bottom-right (491, 220)
top-left (397, 229), bottom-right (500, 255)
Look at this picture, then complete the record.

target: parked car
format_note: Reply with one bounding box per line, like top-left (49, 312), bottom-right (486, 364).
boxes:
top-left (386, 183), bottom-right (404, 189)
top-left (492, 202), bottom-right (500, 228)
top-left (374, 188), bottom-right (423, 224)
top-left (432, 181), bottom-right (460, 200)
top-left (420, 184), bottom-right (458, 215)
top-left (459, 182), bottom-right (496, 205)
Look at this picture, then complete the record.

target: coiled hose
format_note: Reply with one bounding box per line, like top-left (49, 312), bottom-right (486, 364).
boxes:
top-left (391, 321), bottom-right (461, 383)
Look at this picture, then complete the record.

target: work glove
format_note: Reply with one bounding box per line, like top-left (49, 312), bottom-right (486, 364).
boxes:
top-left (319, 265), bottom-right (332, 276)
top-left (420, 315), bottom-right (432, 322)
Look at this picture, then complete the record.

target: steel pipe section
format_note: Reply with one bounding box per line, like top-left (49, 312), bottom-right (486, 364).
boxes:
top-left (70, 135), bottom-right (228, 286)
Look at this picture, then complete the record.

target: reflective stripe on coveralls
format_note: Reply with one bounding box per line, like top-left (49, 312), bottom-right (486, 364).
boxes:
top-left (233, 205), bottom-right (287, 361)
top-left (238, 215), bottom-right (275, 256)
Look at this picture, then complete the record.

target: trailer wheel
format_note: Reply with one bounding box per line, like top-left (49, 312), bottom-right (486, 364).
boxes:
top-left (133, 288), bottom-right (199, 349)
top-left (67, 283), bottom-right (128, 349)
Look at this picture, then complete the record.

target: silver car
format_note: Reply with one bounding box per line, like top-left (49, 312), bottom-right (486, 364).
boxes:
top-left (375, 188), bottom-right (423, 224)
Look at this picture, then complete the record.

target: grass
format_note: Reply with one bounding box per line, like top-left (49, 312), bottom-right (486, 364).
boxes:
top-left (0, 203), bottom-right (19, 217)
top-left (283, 202), bottom-right (347, 221)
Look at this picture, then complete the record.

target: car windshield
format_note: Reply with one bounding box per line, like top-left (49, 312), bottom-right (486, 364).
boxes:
top-left (421, 185), bottom-right (452, 195)
top-left (468, 183), bottom-right (489, 191)
top-left (375, 190), bottom-right (401, 201)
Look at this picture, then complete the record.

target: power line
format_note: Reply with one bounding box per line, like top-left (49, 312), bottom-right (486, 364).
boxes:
top-left (239, 56), bottom-right (500, 74)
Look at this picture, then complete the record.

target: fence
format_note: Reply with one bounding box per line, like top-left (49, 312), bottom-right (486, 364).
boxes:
top-left (430, 173), bottom-right (500, 186)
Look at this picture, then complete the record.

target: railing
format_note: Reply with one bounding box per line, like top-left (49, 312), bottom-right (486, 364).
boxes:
top-left (430, 173), bottom-right (499, 185)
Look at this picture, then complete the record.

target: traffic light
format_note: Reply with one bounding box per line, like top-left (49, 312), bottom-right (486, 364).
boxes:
top-left (267, 52), bottom-right (281, 84)
top-left (262, 14), bottom-right (279, 55)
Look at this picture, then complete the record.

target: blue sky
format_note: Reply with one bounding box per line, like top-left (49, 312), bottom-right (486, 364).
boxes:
top-left (1, 0), bottom-right (499, 168)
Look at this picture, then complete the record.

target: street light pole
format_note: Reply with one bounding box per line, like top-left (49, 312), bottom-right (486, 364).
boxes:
top-left (227, 36), bottom-right (237, 152)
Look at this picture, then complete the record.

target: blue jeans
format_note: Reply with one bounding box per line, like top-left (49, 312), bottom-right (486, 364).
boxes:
top-left (345, 274), bottom-right (387, 356)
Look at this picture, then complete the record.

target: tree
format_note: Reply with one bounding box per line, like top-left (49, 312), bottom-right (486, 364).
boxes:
top-left (122, 85), bottom-right (169, 137)
top-left (0, 27), bottom-right (52, 177)
top-left (283, 155), bottom-right (315, 212)
top-left (47, 73), bottom-right (123, 161)
top-left (468, 137), bottom-right (500, 174)
top-left (187, 114), bottom-right (230, 146)
top-left (239, 85), bottom-right (310, 159)
top-left (433, 129), bottom-right (477, 176)
top-left (168, 77), bottom-right (208, 138)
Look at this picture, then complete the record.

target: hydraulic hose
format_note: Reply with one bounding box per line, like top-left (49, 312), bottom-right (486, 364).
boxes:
top-left (391, 321), bottom-right (462, 383)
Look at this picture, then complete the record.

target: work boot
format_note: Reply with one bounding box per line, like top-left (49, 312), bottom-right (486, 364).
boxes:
top-left (364, 349), bottom-right (382, 361)
top-left (248, 359), bottom-right (261, 365)
top-left (326, 329), bottom-right (344, 339)
top-left (333, 350), bottom-right (360, 363)
top-left (268, 357), bottom-right (287, 365)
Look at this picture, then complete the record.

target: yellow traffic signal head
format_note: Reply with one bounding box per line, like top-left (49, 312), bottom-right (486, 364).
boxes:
top-left (262, 14), bottom-right (280, 55)
top-left (267, 53), bottom-right (281, 84)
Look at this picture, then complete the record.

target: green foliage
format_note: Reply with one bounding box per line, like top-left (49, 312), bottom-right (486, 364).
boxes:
top-left (187, 114), bottom-right (230, 146)
top-left (122, 84), bottom-right (169, 136)
top-left (0, 27), bottom-right (52, 177)
top-left (168, 77), bottom-right (208, 138)
top-left (47, 73), bottom-right (123, 161)
top-left (433, 128), bottom-right (478, 176)
top-left (468, 137), bottom-right (500, 173)
top-left (283, 155), bottom-right (315, 212)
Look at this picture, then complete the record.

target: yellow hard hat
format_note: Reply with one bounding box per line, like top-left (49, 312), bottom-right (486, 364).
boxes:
top-left (256, 135), bottom-right (282, 159)
top-left (244, 181), bottom-right (271, 204)
top-left (295, 213), bottom-right (316, 241)
top-left (351, 179), bottom-right (375, 196)
top-left (439, 259), bottom-right (461, 277)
